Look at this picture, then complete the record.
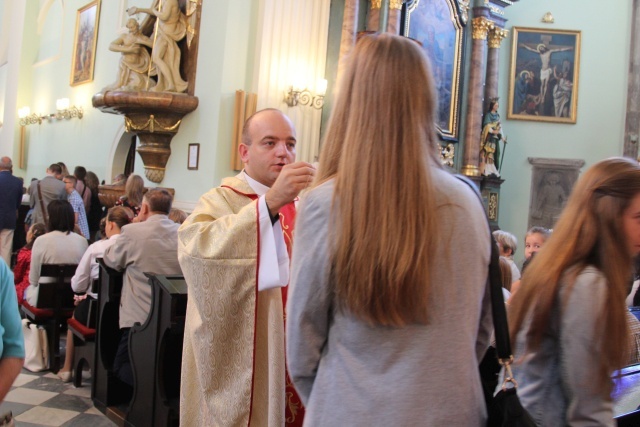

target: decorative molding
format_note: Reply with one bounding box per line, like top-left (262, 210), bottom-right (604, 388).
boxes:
top-left (541, 12), bottom-right (554, 24)
top-left (472, 17), bottom-right (493, 40)
top-left (371, 0), bottom-right (403, 10)
top-left (439, 143), bottom-right (455, 167)
top-left (457, 0), bottom-right (470, 24)
top-left (528, 157), bottom-right (585, 168)
top-left (487, 192), bottom-right (498, 221)
top-left (487, 27), bottom-right (509, 48)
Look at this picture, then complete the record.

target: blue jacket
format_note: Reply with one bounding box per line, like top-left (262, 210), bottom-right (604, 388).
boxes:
top-left (0, 259), bottom-right (24, 359)
top-left (0, 171), bottom-right (23, 230)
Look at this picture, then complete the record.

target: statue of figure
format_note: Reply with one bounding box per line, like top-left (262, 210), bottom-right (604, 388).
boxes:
top-left (128, 0), bottom-right (188, 93)
top-left (480, 99), bottom-right (503, 177)
top-left (103, 18), bottom-right (156, 92)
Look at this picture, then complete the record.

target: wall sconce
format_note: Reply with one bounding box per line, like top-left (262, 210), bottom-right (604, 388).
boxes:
top-left (54, 98), bottom-right (83, 120)
top-left (18, 107), bottom-right (43, 126)
top-left (284, 79), bottom-right (327, 110)
top-left (17, 99), bottom-right (83, 126)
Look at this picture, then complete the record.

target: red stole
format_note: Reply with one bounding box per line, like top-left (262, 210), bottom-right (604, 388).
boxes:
top-left (277, 202), bottom-right (305, 427)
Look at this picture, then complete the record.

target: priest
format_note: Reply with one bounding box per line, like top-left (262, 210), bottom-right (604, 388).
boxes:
top-left (178, 109), bottom-right (315, 426)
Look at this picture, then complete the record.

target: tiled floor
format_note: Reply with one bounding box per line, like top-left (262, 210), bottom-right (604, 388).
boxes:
top-left (0, 369), bottom-right (114, 427)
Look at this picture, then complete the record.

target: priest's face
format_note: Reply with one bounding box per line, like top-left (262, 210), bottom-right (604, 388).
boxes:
top-left (240, 110), bottom-right (297, 187)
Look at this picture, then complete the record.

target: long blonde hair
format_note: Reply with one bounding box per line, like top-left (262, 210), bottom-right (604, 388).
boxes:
top-left (315, 33), bottom-right (441, 326)
top-left (509, 157), bottom-right (640, 391)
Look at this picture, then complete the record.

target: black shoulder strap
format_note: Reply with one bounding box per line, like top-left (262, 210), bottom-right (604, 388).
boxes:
top-left (455, 174), bottom-right (512, 360)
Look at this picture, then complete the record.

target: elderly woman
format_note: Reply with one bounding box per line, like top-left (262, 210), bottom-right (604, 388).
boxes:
top-left (287, 34), bottom-right (492, 425)
top-left (25, 200), bottom-right (87, 306)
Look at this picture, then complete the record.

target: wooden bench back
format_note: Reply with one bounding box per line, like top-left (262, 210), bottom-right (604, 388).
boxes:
top-left (37, 264), bottom-right (78, 312)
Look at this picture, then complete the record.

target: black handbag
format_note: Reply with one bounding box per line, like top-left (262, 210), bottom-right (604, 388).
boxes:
top-left (454, 175), bottom-right (535, 427)
top-left (484, 236), bottom-right (536, 427)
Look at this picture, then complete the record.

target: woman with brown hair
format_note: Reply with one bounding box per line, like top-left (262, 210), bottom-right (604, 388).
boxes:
top-left (85, 171), bottom-right (103, 241)
top-left (24, 200), bottom-right (88, 305)
top-left (507, 157), bottom-right (640, 425)
top-left (286, 33), bottom-right (492, 425)
top-left (115, 174), bottom-right (144, 217)
top-left (58, 206), bottom-right (132, 381)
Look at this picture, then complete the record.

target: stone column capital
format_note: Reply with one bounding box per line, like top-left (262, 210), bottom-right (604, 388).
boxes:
top-left (472, 17), bottom-right (493, 40)
top-left (488, 26), bottom-right (509, 48)
top-left (371, 0), bottom-right (404, 10)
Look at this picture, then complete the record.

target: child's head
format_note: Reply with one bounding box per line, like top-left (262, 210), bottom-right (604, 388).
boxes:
top-left (493, 230), bottom-right (517, 258)
top-left (524, 226), bottom-right (551, 259)
top-left (26, 223), bottom-right (46, 250)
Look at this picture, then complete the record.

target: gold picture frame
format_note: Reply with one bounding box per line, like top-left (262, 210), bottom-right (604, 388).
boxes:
top-left (403, 0), bottom-right (466, 140)
top-left (507, 27), bottom-right (581, 123)
top-left (70, 0), bottom-right (101, 86)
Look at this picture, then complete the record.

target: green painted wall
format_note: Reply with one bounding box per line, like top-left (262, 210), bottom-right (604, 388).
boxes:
top-left (497, 0), bottom-right (631, 264)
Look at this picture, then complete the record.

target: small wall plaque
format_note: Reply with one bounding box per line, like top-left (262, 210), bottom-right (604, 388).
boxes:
top-left (188, 143), bottom-right (200, 170)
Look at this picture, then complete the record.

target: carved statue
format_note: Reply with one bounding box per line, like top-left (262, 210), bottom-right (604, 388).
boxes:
top-left (128, 0), bottom-right (188, 93)
top-left (103, 18), bottom-right (156, 92)
top-left (479, 98), bottom-right (503, 177)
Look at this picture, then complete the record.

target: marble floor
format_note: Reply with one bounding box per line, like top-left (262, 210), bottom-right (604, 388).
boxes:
top-left (0, 369), bottom-right (113, 427)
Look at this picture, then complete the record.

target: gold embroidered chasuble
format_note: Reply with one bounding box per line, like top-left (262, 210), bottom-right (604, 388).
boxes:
top-left (178, 174), bottom-right (286, 426)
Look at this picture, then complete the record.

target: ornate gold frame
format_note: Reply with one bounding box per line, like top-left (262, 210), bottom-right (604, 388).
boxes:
top-left (70, 0), bottom-right (101, 86)
top-left (403, 0), bottom-right (466, 141)
top-left (507, 27), bottom-right (581, 124)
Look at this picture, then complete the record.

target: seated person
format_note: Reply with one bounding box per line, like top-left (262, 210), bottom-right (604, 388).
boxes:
top-left (13, 223), bottom-right (46, 304)
top-left (57, 206), bottom-right (131, 382)
top-left (103, 188), bottom-right (182, 386)
top-left (25, 200), bottom-right (88, 306)
top-left (115, 174), bottom-right (144, 218)
top-left (168, 208), bottom-right (187, 224)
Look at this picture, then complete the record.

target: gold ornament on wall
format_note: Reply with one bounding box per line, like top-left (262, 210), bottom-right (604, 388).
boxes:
top-left (542, 12), bottom-right (554, 24)
top-left (472, 17), bottom-right (494, 40)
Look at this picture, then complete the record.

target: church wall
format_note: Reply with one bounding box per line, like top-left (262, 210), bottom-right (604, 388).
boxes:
top-left (4, 0), bottom-right (262, 210)
top-left (497, 0), bottom-right (632, 264)
top-left (3, 0), bottom-right (331, 210)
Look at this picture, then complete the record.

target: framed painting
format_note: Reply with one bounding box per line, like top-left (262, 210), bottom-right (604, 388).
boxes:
top-left (507, 27), bottom-right (581, 123)
top-left (70, 0), bottom-right (101, 86)
top-left (403, 0), bottom-right (466, 141)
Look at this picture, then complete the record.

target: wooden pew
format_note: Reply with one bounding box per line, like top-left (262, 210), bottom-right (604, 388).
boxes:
top-left (93, 259), bottom-right (132, 414)
top-left (21, 264), bottom-right (78, 373)
top-left (126, 274), bottom-right (187, 427)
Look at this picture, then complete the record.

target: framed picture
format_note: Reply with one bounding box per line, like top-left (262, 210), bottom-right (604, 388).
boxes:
top-left (404, 0), bottom-right (466, 141)
top-left (70, 0), bottom-right (101, 86)
top-left (188, 143), bottom-right (200, 170)
top-left (508, 27), bottom-right (581, 123)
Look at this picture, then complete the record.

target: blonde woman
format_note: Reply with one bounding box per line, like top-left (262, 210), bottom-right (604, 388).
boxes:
top-left (286, 34), bottom-right (492, 425)
top-left (508, 157), bottom-right (640, 425)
